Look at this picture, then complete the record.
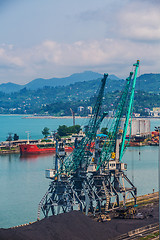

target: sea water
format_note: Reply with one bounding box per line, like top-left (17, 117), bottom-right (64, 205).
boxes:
top-left (0, 115), bottom-right (159, 228)
top-left (0, 115), bottom-right (159, 142)
top-left (0, 115), bottom-right (89, 142)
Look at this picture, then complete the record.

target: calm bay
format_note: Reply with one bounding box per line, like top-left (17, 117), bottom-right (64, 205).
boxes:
top-left (0, 115), bottom-right (159, 228)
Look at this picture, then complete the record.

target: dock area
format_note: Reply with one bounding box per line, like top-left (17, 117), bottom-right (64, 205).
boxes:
top-left (0, 139), bottom-right (39, 154)
top-left (0, 192), bottom-right (158, 240)
top-left (0, 131), bottom-right (159, 155)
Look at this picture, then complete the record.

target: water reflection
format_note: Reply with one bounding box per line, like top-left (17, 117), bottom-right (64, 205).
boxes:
top-left (0, 145), bottom-right (158, 228)
top-left (19, 153), bottom-right (56, 161)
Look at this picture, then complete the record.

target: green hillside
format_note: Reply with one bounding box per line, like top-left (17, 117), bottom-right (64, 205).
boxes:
top-left (136, 73), bottom-right (160, 93)
top-left (0, 73), bottom-right (160, 116)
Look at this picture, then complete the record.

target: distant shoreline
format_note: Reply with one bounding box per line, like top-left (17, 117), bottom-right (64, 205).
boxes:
top-left (22, 116), bottom-right (160, 120)
top-left (22, 116), bottom-right (90, 119)
top-left (0, 114), bottom-right (160, 120)
top-left (0, 114), bottom-right (89, 119)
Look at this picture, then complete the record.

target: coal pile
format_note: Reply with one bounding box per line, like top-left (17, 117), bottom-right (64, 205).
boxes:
top-left (0, 211), bottom-right (118, 240)
top-left (0, 205), bottom-right (158, 240)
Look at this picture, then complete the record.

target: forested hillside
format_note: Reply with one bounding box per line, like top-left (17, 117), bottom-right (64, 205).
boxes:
top-left (0, 73), bottom-right (160, 116)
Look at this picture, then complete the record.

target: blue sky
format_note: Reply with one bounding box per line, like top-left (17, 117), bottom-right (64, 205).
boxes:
top-left (0, 0), bottom-right (160, 84)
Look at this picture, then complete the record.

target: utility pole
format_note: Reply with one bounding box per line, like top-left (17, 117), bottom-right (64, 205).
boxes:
top-left (7, 132), bottom-right (13, 149)
top-left (70, 108), bottom-right (75, 126)
top-left (25, 131), bottom-right (30, 144)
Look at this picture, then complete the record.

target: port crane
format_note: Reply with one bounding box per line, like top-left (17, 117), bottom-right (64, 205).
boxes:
top-left (91, 60), bottom-right (140, 212)
top-left (63, 74), bottom-right (108, 175)
top-left (38, 74), bottom-right (108, 219)
top-left (38, 61), bottom-right (139, 219)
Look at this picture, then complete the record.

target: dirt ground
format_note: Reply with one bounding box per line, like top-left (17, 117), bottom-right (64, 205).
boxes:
top-left (0, 203), bottom-right (158, 240)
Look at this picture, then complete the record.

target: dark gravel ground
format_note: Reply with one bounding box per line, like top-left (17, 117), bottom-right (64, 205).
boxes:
top-left (0, 203), bottom-right (158, 240)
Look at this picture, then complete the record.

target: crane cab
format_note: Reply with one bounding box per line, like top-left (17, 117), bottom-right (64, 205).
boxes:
top-left (45, 169), bottom-right (56, 179)
top-left (107, 161), bottom-right (127, 171)
top-left (87, 163), bottom-right (97, 172)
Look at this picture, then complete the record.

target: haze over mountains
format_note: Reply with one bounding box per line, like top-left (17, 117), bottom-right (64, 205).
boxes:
top-left (0, 71), bottom-right (159, 93)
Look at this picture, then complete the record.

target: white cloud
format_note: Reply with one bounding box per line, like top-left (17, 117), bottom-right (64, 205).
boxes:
top-left (110, 1), bottom-right (160, 42)
top-left (0, 37), bottom-right (159, 84)
top-left (1, 0), bottom-right (160, 84)
top-left (0, 45), bottom-right (23, 67)
top-left (76, 1), bottom-right (160, 42)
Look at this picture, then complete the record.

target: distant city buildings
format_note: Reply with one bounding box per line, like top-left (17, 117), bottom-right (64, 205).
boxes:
top-left (153, 107), bottom-right (160, 112)
top-left (87, 106), bottom-right (92, 114)
top-left (150, 107), bottom-right (160, 117)
top-left (77, 106), bottom-right (92, 115)
top-left (77, 106), bottom-right (84, 112)
top-left (132, 107), bottom-right (160, 118)
top-left (133, 113), bottom-right (140, 117)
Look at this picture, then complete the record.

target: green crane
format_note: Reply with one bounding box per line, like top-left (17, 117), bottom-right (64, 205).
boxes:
top-left (92, 61), bottom-right (140, 211)
top-left (62, 73), bottom-right (108, 175)
top-left (38, 73), bottom-right (108, 218)
top-left (119, 60), bottom-right (140, 161)
top-left (97, 60), bottom-right (139, 170)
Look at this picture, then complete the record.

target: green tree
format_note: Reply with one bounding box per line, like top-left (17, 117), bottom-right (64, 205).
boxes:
top-left (57, 125), bottom-right (81, 136)
top-left (6, 133), bottom-right (12, 141)
top-left (57, 125), bottom-right (68, 136)
top-left (42, 127), bottom-right (50, 138)
top-left (68, 125), bottom-right (81, 134)
top-left (13, 133), bottom-right (19, 141)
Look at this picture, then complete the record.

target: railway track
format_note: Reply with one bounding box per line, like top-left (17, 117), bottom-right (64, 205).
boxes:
top-left (113, 222), bottom-right (159, 240)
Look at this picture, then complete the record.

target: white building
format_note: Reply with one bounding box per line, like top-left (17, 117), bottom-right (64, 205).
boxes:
top-left (87, 106), bottom-right (92, 114)
top-left (121, 119), bottom-right (150, 136)
top-left (150, 107), bottom-right (160, 117)
top-left (77, 106), bottom-right (84, 112)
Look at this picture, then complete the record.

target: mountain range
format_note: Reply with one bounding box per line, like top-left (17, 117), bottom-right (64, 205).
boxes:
top-left (0, 71), bottom-right (160, 94)
top-left (0, 71), bottom-right (119, 93)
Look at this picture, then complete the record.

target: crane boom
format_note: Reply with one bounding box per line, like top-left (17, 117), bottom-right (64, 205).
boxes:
top-left (119, 60), bottom-right (140, 160)
top-left (96, 72), bottom-right (132, 170)
top-left (63, 74), bottom-right (108, 174)
top-left (97, 60), bottom-right (140, 170)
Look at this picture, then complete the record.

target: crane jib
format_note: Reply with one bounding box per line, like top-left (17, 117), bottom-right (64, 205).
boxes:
top-left (62, 73), bottom-right (108, 174)
top-left (96, 60), bottom-right (140, 170)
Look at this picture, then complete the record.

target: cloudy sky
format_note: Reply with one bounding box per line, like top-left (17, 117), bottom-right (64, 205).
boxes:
top-left (0, 0), bottom-right (160, 84)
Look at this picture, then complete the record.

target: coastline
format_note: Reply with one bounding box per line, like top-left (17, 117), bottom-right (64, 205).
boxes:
top-left (22, 116), bottom-right (160, 120)
top-left (0, 114), bottom-right (160, 120)
top-left (22, 116), bottom-right (90, 119)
